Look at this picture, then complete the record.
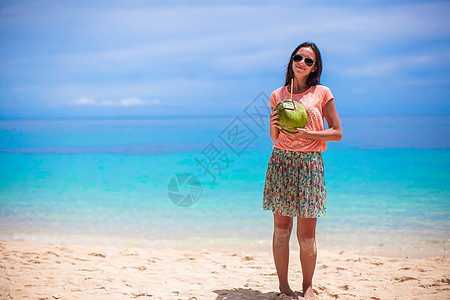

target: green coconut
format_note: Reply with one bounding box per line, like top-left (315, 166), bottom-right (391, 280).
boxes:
top-left (275, 100), bottom-right (307, 133)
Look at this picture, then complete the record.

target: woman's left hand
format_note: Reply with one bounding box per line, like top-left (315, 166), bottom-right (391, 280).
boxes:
top-left (279, 128), bottom-right (309, 139)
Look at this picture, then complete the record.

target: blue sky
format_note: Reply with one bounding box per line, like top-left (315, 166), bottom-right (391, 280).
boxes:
top-left (0, 0), bottom-right (449, 118)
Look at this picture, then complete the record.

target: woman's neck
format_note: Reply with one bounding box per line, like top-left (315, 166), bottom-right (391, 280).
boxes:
top-left (292, 76), bottom-right (309, 94)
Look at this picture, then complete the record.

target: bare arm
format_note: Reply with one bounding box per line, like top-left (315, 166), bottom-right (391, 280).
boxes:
top-left (280, 100), bottom-right (342, 142)
top-left (269, 109), bottom-right (280, 144)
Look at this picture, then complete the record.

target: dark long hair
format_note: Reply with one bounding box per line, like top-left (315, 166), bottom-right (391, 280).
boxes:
top-left (284, 42), bottom-right (323, 87)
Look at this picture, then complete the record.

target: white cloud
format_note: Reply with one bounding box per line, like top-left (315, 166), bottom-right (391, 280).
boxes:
top-left (44, 77), bottom-right (215, 106)
top-left (343, 60), bottom-right (401, 77)
top-left (16, 1), bottom-right (444, 85)
top-left (70, 97), bottom-right (160, 107)
top-left (5, 1), bottom-right (449, 77)
top-left (120, 97), bottom-right (160, 106)
top-left (341, 54), bottom-right (442, 77)
top-left (72, 97), bottom-right (96, 105)
top-left (2, 1), bottom-right (449, 116)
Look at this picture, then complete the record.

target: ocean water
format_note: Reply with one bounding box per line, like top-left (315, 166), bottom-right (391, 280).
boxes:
top-left (0, 114), bottom-right (449, 258)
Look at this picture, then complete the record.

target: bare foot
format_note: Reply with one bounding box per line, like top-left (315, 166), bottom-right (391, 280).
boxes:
top-left (303, 285), bottom-right (315, 300)
top-left (279, 285), bottom-right (298, 299)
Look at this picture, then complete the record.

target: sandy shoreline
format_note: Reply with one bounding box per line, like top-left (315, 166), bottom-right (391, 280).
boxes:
top-left (0, 241), bottom-right (449, 300)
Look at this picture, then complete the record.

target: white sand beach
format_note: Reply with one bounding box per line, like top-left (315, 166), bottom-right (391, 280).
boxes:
top-left (1, 241), bottom-right (449, 299)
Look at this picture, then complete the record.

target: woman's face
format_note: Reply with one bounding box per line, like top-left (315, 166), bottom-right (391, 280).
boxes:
top-left (292, 46), bottom-right (317, 78)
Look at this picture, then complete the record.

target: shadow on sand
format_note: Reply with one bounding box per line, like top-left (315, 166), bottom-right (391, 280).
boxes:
top-left (213, 288), bottom-right (303, 299)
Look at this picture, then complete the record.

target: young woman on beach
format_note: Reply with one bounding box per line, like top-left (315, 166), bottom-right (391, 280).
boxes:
top-left (263, 42), bottom-right (342, 299)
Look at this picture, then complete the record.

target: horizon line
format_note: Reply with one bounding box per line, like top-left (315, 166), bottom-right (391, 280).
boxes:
top-left (0, 113), bottom-right (449, 121)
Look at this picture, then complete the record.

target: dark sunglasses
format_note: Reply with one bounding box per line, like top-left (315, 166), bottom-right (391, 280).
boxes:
top-left (293, 54), bottom-right (314, 67)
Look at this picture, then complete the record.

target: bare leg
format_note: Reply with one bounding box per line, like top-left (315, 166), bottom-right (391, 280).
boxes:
top-left (297, 217), bottom-right (317, 300)
top-left (272, 213), bottom-right (297, 298)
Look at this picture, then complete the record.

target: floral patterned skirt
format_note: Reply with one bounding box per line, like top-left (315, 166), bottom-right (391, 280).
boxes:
top-left (263, 148), bottom-right (326, 218)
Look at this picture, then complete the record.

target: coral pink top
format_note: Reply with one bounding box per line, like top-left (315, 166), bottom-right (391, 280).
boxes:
top-left (269, 84), bottom-right (334, 152)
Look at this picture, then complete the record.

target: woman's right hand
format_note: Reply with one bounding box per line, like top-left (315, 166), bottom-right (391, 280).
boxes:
top-left (270, 110), bottom-right (280, 128)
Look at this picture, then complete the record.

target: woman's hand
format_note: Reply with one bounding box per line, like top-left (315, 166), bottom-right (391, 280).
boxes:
top-left (279, 128), bottom-right (310, 140)
top-left (270, 110), bottom-right (280, 128)
top-left (269, 110), bottom-right (280, 143)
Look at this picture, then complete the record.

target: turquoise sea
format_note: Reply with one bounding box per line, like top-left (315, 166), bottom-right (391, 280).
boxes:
top-left (0, 108), bottom-right (449, 258)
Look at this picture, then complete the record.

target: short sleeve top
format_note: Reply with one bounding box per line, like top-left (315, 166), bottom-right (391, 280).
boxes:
top-left (269, 84), bottom-right (334, 152)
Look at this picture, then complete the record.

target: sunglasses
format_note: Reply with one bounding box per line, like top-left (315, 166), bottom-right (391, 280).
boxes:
top-left (293, 54), bottom-right (314, 67)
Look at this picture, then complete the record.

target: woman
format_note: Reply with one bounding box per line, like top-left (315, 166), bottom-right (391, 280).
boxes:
top-left (263, 42), bottom-right (342, 299)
